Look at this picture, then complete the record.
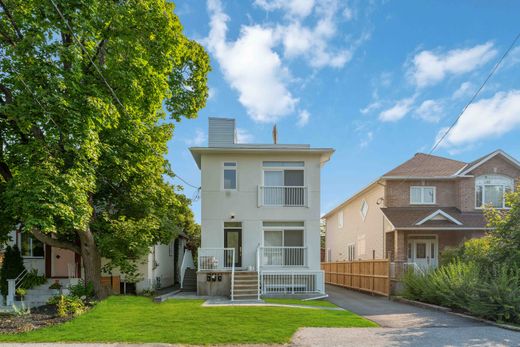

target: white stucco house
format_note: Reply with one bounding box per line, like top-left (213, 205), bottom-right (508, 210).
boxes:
top-left (190, 117), bottom-right (333, 300)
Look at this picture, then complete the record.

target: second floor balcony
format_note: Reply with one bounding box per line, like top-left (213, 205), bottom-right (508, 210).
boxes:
top-left (258, 185), bottom-right (308, 207)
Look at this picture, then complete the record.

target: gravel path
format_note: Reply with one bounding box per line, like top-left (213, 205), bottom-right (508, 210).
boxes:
top-left (290, 285), bottom-right (520, 347)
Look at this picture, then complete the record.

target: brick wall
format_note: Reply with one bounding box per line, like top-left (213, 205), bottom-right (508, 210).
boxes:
top-left (385, 180), bottom-right (459, 208)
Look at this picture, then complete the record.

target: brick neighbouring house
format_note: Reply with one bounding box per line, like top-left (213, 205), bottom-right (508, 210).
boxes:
top-left (323, 150), bottom-right (520, 271)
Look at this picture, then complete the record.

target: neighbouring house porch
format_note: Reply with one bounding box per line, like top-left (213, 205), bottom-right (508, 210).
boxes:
top-left (386, 229), bottom-right (486, 270)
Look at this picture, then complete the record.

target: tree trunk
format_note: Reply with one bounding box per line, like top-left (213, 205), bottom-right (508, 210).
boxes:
top-left (78, 227), bottom-right (109, 299)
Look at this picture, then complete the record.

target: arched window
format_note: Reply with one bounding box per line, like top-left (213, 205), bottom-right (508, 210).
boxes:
top-left (475, 175), bottom-right (514, 209)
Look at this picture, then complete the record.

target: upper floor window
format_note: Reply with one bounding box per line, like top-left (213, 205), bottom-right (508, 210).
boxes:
top-left (223, 162), bottom-right (237, 190)
top-left (410, 186), bottom-right (436, 205)
top-left (262, 161), bottom-right (305, 206)
top-left (360, 200), bottom-right (369, 220)
top-left (475, 175), bottom-right (514, 209)
top-left (338, 210), bottom-right (344, 228)
top-left (19, 233), bottom-right (44, 258)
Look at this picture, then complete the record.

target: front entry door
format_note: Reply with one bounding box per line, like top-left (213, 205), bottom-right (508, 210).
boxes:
top-left (224, 229), bottom-right (242, 268)
top-left (409, 238), bottom-right (437, 269)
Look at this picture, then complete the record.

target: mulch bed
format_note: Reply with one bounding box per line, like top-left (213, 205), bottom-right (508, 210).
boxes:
top-left (0, 304), bottom-right (72, 334)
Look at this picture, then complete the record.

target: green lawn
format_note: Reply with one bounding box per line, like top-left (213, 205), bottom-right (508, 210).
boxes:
top-left (264, 298), bottom-right (339, 308)
top-left (0, 296), bottom-right (376, 345)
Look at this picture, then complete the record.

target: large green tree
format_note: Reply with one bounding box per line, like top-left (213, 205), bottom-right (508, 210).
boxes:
top-left (0, 0), bottom-right (209, 297)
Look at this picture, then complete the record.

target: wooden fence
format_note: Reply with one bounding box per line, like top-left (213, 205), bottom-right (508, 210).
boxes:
top-left (321, 260), bottom-right (390, 297)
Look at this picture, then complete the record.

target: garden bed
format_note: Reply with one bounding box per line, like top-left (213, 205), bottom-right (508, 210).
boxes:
top-left (0, 305), bottom-right (72, 334)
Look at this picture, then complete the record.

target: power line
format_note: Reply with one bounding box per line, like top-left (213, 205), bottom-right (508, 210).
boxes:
top-left (431, 32), bottom-right (520, 154)
top-left (391, 32), bottom-right (520, 189)
top-left (48, 0), bottom-right (201, 193)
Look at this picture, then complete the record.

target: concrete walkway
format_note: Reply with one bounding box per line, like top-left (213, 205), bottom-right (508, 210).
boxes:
top-left (291, 285), bottom-right (520, 346)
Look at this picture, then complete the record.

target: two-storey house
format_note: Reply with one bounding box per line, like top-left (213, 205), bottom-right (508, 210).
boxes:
top-left (190, 118), bottom-right (333, 300)
top-left (323, 150), bottom-right (520, 270)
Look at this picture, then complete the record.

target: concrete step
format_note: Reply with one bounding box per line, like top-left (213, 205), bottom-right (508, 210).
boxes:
top-left (234, 289), bottom-right (258, 294)
top-left (233, 294), bottom-right (258, 300)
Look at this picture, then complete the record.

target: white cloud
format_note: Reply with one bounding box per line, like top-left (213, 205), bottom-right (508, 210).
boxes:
top-left (255, 0), bottom-right (315, 18)
top-left (379, 97), bottom-right (415, 122)
top-left (185, 129), bottom-right (206, 146)
top-left (360, 131), bottom-right (373, 148)
top-left (409, 42), bottom-right (497, 87)
top-left (297, 110), bottom-right (310, 127)
top-left (437, 90), bottom-right (520, 147)
top-left (453, 81), bottom-right (474, 99)
top-left (360, 100), bottom-right (382, 115)
top-left (207, 86), bottom-right (216, 100)
top-left (415, 99), bottom-right (444, 123)
top-left (206, 0), bottom-right (297, 123)
top-left (236, 128), bottom-right (254, 143)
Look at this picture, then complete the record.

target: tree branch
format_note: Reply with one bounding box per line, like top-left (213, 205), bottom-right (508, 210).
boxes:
top-left (0, 0), bottom-right (23, 40)
top-left (31, 228), bottom-right (81, 254)
top-left (0, 83), bottom-right (12, 104)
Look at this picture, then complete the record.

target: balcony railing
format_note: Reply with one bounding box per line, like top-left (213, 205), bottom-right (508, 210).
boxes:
top-left (258, 246), bottom-right (307, 267)
top-left (258, 186), bottom-right (308, 207)
top-left (198, 248), bottom-right (235, 271)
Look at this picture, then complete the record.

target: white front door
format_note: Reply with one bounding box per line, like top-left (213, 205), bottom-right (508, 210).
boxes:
top-left (408, 238), bottom-right (438, 269)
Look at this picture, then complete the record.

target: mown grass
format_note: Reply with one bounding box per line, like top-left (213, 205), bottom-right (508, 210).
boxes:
top-left (264, 298), bottom-right (338, 308)
top-left (0, 296), bottom-right (376, 344)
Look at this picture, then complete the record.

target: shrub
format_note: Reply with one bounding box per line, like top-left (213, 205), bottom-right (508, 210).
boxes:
top-left (48, 295), bottom-right (86, 317)
top-left (69, 280), bottom-right (95, 300)
top-left (0, 246), bottom-right (25, 297)
top-left (20, 269), bottom-right (47, 290)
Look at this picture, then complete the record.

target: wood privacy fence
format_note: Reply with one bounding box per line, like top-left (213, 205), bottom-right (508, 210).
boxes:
top-left (321, 260), bottom-right (390, 297)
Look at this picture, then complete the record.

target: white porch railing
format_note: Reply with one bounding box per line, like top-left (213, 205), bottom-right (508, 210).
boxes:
top-left (258, 246), bottom-right (307, 267)
top-left (258, 186), bottom-right (308, 207)
top-left (390, 261), bottom-right (426, 279)
top-left (198, 248), bottom-right (235, 271)
top-left (260, 271), bottom-right (324, 295)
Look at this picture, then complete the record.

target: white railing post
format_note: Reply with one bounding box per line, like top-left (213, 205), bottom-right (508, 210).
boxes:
top-left (256, 246), bottom-right (261, 300)
top-left (231, 249), bottom-right (235, 301)
top-left (6, 279), bottom-right (15, 306)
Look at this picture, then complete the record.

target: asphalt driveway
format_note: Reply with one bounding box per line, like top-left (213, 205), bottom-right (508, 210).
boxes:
top-left (291, 285), bottom-right (520, 347)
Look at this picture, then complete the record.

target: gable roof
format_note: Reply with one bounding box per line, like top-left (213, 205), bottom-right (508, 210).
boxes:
top-left (382, 153), bottom-right (467, 178)
top-left (459, 149), bottom-right (520, 175)
top-left (381, 207), bottom-right (488, 230)
top-left (416, 209), bottom-right (463, 226)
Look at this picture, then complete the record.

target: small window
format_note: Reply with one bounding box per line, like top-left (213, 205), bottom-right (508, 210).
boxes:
top-left (338, 211), bottom-right (344, 228)
top-left (347, 244), bottom-right (355, 261)
top-left (223, 162), bottom-right (237, 190)
top-left (360, 200), bottom-right (369, 220)
top-left (410, 186), bottom-right (436, 204)
top-left (357, 234), bottom-right (366, 256)
top-left (19, 233), bottom-right (44, 258)
top-left (416, 243), bottom-right (426, 259)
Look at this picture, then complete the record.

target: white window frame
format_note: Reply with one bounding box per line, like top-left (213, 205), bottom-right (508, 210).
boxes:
top-left (347, 243), bottom-right (355, 261)
top-left (475, 175), bottom-right (514, 209)
top-left (261, 221), bottom-right (305, 247)
top-left (222, 161), bottom-right (237, 191)
top-left (18, 233), bottom-right (44, 259)
top-left (261, 162), bottom-right (305, 187)
top-left (410, 186), bottom-right (436, 205)
top-left (360, 200), bottom-right (369, 221)
top-left (338, 210), bottom-right (344, 229)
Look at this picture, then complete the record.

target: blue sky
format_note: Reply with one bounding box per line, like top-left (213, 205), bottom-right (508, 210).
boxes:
top-left (167, 0), bottom-right (520, 222)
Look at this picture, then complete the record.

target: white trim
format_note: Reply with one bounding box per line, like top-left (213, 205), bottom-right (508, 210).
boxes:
top-left (475, 174), bottom-right (514, 209)
top-left (459, 150), bottom-right (520, 175)
top-left (222, 161), bottom-right (238, 191)
top-left (360, 199), bottom-right (369, 221)
top-left (410, 186), bottom-right (436, 205)
top-left (416, 209), bottom-right (463, 226)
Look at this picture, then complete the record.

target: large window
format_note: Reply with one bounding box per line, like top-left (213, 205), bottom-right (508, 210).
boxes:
top-left (19, 233), bottom-right (44, 258)
top-left (410, 186), bottom-right (436, 204)
top-left (262, 221), bottom-right (305, 266)
top-left (262, 161), bottom-right (304, 206)
top-left (223, 162), bottom-right (237, 190)
top-left (475, 175), bottom-right (514, 209)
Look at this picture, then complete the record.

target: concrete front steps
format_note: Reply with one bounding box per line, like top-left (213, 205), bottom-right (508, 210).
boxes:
top-left (182, 268), bottom-right (197, 292)
top-left (232, 271), bottom-right (259, 301)
top-left (18, 278), bottom-right (78, 307)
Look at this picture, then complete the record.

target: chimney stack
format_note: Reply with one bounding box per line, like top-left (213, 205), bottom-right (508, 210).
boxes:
top-left (272, 124), bottom-right (278, 144)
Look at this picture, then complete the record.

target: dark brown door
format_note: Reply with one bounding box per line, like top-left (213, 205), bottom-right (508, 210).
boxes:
top-left (224, 229), bottom-right (242, 267)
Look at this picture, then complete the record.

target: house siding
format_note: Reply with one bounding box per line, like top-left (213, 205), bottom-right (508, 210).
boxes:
top-left (324, 183), bottom-right (385, 261)
top-left (200, 152), bottom-right (323, 270)
top-left (385, 180), bottom-right (460, 208)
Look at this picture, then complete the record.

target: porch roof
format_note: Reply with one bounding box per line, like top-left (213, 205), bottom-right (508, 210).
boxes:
top-left (381, 207), bottom-right (488, 230)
